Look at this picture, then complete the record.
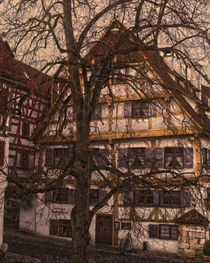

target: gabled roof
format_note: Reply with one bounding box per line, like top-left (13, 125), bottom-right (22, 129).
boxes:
top-left (175, 209), bottom-right (209, 226)
top-left (0, 37), bottom-right (51, 98)
top-left (31, 19), bottom-right (210, 140)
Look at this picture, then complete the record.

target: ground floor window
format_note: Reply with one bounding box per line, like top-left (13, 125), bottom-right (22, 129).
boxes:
top-left (148, 224), bottom-right (178, 240)
top-left (50, 219), bottom-right (72, 237)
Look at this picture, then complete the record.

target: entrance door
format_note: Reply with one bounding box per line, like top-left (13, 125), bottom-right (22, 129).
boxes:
top-left (96, 214), bottom-right (112, 245)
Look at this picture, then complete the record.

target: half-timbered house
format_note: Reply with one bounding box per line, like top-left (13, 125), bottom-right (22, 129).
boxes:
top-left (0, 37), bottom-right (52, 228)
top-left (20, 20), bottom-right (210, 256)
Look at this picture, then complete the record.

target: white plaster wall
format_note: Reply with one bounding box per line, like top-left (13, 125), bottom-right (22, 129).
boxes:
top-left (151, 116), bottom-right (166, 129)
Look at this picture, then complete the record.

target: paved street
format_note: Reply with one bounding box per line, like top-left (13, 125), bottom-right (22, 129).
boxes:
top-left (3, 228), bottom-right (205, 263)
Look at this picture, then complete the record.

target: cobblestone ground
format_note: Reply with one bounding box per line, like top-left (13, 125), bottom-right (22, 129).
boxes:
top-left (3, 228), bottom-right (206, 263)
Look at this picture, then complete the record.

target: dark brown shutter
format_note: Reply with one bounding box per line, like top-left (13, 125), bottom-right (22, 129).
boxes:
top-left (208, 149), bottom-right (210, 169)
top-left (124, 101), bottom-right (132, 118)
top-left (145, 148), bottom-right (154, 168)
top-left (99, 190), bottom-right (107, 202)
top-left (148, 224), bottom-right (159, 238)
top-left (124, 192), bottom-right (134, 206)
top-left (0, 140), bottom-right (5, 167)
top-left (118, 148), bottom-right (128, 168)
top-left (94, 149), bottom-right (108, 166)
top-left (45, 149), bottom-right (54, 167)
top-left (153, 191), bottom-right (159, 206)
top-left (201, 148), bottom-right (207, 168)
top-left (45, 190), bottom-right (54, 202)
top-left (201, 85), bottom-right (210, 107)
top-left (68, 189), bottom-right (75, 203)
top-left (154, 148), bottom-right (164, 168)
top-left (93, 104), bottom-right (102, 119)
top-left (184, 148), bottom-right (193, 168)
top-left (148, 102), bottom-right (156, 117)
top-left (49, 219), bottom-right (58, 235)
top-left (181, 191), bottom-right (191, 207)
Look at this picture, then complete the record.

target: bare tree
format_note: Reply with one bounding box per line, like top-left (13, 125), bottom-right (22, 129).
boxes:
top-left (0, 1), bottom-right (209, 262)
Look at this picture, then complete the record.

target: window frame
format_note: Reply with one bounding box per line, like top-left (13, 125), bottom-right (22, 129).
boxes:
top-left (22, 122), bottom-right (30, 137)
top-left (159, 190), bottom-right (181, 207)
top-left (132, 101), bottom-right (150, 118)
top-left (53, 188), bottom-right (69, 203)
top-left (164, 147), bottom-right (184, 169)
top-left (127, 147), bottom-right (146, 168)
top-left (19, 151), bottom-right (29, 169)
top-left (159, 224), bottom-right (178, 240)
top-left (134, 189), bottom-right (154, 206)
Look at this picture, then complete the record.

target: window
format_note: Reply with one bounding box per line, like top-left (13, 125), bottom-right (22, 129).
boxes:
top-left (89, 189), bottom-right (107, 205)
top-left (160, 225), bottom-right (178, 240)
top-left (45, 148), bottom-right (74, 168)
top-left (124, 190), bottom-right (190, 208)
top-left (45, 188), bottom-right (75, 204)
top-left (135, 190), bottom-right (154, 206)
top-left (202, 148), bottom-right (210, 170)
top-left (50, 219), bottom-right (72, 237)
top-left (54, 188), bottom-right (69, 203)
top-left (22, 122), bottom-right (30, 137)
top-left (121, 222), bottom-right (131, 230)
top-left (165, 147), bottom-right (184, 168)
top-left (93, 148), bottom-right (108, 167)
top-left (159, 191), bottom-right (181, 207)
top-left (112, 68), bottom-right (126, 84)
top-left (128, 147), bottom-right (146, 168)
top-left (148, 224), bottom-right (178, 240)
top-left (20, 152), bottom-right (29, 168)
top-left (124, 100), bottom-right (156, 118)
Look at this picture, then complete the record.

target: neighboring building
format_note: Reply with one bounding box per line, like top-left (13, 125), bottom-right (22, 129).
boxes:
top-left (16, 20), bottom-right (210, 257)
top-left (0, 37), bottom-right (53, 228)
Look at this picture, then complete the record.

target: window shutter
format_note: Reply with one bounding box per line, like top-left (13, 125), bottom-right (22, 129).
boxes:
top-left (153, 191), bottom-right (159, 206)
top-left (124, 101), bottom-right (132, 118)
top-left (181, 191), bottom-right (191, 207)
top-left (94, 149), bottom-right (108, 166)
top-left (118, 148), bottom-right (128, 168)
top-left (50, 219), bottom-right (58, 235)
top-left (184, 148), bottom-right (193, 168)
top-left (201, 148), bottom-right (207, 168)
top-left (207, 149), bottom-right (210, 169)
top-left (201, 85), bottom-right (210, 107)
top-left (148, 102), bottom-right (156, 117)
top-left (99, 189), bottom-right (107, 202)
top-left (124, 191), bottom-right (134, 206)
top-left (148, 224), bottom-right (159, 238)
top-left (154, 148), bottom-right (164, 168)
top-left (68, 189), bottom-right (75, 204)
top-left (0, 140), bottom-right (5, 167)
top-left (45, 190), bottom-right (54, 202)
top-left (93, 104), bottom-right (102, 119)
top-left (45, 149), bottom-right (54, 167)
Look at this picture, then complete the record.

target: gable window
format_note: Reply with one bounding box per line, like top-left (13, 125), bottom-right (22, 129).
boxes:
top-left (22, 122), bottom-right (30, 137)
top-left (50, 219), bottom-right (72, 237)
top-left (128, 147), bottom-right (146, 168)
top-left (124, 100), bottom-right (156, 118)
top-left (148, 224), bottom-right (178, 240)
top-left (112, 68), bottom-right (126, 84)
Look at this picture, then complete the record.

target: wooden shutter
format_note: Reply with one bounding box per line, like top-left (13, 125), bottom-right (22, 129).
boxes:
top-left (148, 224), bottom-right (159, 238)
top-left (99, 189), bottom-right (107, 202)
top-left (184, 148), bottom-right (193, 168)
top-left (94, 149), bottom-right (108, 166)
top-left (45, 190), bottom-right (54, 202)
top-left (181, 191), bottom-right (191, 207)
top-left (93, 104), bottom-right (102, 119)
top-left (118, 148), bottom-right (128, 168)
top-left (148, 102), bottom-right (156, 117)
top-left (208, 149), bottom-right (210, 169)
top-left (145, 148), bottom-right (154, 168)
top-left (49, 219), bottom-right (58, 235)
top-left (153, 191), bottom-right (159, 206)
top-left (45, 149), bottom-right (54, 167)
top-left (0, 140), bottom-right (5, 167)
top-left (201, 85), bottom-right (210, 107)
top-left (68, 189), bottom-right (75, 204)
top-left (124, 101), bottom-right (132, 118)
top-left (201, 148), bottom-right (207, 168)
top-left (124, 191), bottom-right (134, 206)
